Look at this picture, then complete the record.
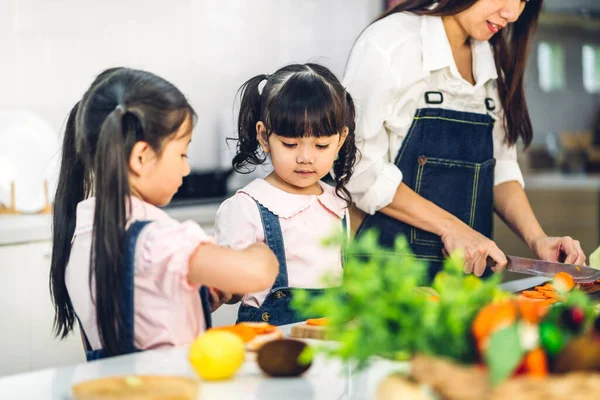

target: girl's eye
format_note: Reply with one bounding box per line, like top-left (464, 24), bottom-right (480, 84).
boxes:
top-left (281, 142), bottom-right (297, 148)
top-left (316, 144), bottom-right (330, 150)
top-left (181, 154), bottom-right (188, 158)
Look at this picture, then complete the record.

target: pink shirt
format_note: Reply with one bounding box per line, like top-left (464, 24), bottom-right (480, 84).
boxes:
top-left (65, 196), bottom-right (211, 351)
top-left (215, 179), bottom-right (349, 308)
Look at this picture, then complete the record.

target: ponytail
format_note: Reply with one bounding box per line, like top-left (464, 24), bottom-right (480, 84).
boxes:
top-left (92, 108), bottom-right (140, 356)
top-left (333, 91), bottom-right (358, 206)
top-left (50, 102), bottom-right (89, 338)
top-left (232, 74), bottom-right (269, 173)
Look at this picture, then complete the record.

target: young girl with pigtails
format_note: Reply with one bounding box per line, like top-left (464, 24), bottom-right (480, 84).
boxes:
top-left (215, 63), bottom-right (358, 326)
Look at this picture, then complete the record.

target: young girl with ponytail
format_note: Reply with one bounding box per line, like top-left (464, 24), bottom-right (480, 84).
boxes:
top-left (49, 67), bottom-right (277, 359)
top-left (215, 63), bottom-right (357, 326)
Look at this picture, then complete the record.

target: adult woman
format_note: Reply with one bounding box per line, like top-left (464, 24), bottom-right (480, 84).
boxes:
top-left (344, 0), bottom-right (586, 279)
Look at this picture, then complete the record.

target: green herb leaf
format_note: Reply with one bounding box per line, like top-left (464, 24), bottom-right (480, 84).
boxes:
top-left (484, 325), bottom-right (524, 386)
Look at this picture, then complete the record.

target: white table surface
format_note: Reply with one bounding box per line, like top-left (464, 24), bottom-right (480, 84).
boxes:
top-left (0, 278), bottom-right (547, 399)
top-left (0, 324), bottom-right (409, 400)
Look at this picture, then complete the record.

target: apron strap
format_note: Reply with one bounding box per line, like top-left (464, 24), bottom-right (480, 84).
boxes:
top-left (255, 201), bottom-right (288, 288)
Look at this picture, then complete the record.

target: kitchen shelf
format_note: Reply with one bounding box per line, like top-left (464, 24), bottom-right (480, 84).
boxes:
top-left (538, 11), bottom-right (600, 31)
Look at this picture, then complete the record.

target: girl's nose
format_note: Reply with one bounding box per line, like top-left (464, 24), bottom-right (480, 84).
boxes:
top-left (499, 0), bottom-right (522, 23)
top-left (182, 159), bottom-right (191, 177)
top-left (296, 146), bottom-right (315, 164)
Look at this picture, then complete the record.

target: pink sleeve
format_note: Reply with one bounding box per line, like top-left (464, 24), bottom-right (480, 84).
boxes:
top-left (135, 219), bottom-right (214, 292)
top-left (214, 194), bottom-right (263, 250)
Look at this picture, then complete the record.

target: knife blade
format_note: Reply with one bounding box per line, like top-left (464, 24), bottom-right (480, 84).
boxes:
top-left (504, 255), bottom-right (600, 284)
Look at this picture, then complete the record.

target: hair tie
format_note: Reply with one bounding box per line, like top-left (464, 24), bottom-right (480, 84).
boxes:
top-left (258, 74), bottom-right (270, 96)
top-left (115, 104), bottom-right (126, 116)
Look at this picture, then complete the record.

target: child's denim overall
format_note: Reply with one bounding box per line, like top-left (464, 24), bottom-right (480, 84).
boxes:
top-left (77, 220), bottom-right (212, 361)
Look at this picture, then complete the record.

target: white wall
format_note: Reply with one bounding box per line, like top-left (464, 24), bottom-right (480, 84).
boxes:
top-left (0, 0), bottom-right (382, 170)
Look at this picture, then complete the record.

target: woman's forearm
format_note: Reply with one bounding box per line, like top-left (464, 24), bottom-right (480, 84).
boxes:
top-left (379, 182), bottom-right (463, 237)
top-left (493, 181), bottom-right (546, 247)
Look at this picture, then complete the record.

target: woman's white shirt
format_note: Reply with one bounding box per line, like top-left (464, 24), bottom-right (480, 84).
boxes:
top-left (343, 13), bottom-right (524, 215)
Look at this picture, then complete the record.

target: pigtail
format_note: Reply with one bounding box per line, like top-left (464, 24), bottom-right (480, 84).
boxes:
top-left (232, 74), bottom-right (269, 173)
top-left (332, 91), bottom-right (358, 206)
top-left (92, 107), bottom-right (132, 356)
top-left (50, 102), bottom-right (90, 339)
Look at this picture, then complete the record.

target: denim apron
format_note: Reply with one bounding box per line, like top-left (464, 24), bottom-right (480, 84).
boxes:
top-left (237, 201), bottom-right (345, 326)
top-left (357, 90), bottom-right (497, 281)
top-left (77, 220), bottom-right (212, 361)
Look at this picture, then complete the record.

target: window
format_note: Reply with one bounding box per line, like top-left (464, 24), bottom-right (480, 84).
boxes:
top-left (537, 42), bottom-right (566, 92)
top-left (582, 45), bottom-right (600, 94)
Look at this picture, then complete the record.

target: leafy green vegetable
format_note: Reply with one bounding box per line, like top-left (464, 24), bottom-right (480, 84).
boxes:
top-left (484, 325), bottom-right (524, 385)
top-left (292, 229), bottom-right (505, 369)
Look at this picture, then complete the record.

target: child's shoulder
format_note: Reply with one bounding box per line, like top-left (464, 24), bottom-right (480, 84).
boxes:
top-left (216, 181), bottom-right (265, 222)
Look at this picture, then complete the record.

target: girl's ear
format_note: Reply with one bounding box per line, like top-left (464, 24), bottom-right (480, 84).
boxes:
top-left (129, 141), bottom-right (153, 176)
top-left (256, 121), bottom-right (270, 153)
top-left (337, 126), bottom-right (349, 152)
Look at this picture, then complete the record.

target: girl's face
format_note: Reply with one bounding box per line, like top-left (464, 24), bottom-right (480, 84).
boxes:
top-left (455, 0), bottom-right (528, 41)
top-left (129, 115), bottom-right (192, 206)
top-left (257, 123), bottom-right (348, 195)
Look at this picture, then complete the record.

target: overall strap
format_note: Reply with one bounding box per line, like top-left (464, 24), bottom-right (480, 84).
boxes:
top-left (76, 220), bottom-right (152, 360)
top-left (255, 201), bottom-right (288, 288)
top-left (75, 314), bottom-right (93, 353)
top-left (199, 286), bottom-right (212, 329)
top-left (119, 220), bottom-right (153, 354)
top-left (341, 213), bottom-right (348, 268)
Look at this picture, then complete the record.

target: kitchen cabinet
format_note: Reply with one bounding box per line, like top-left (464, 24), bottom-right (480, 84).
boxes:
top-left (0, 241), bottom-right (84, 377)
top-left (494, 186), bottom-right (600, 260)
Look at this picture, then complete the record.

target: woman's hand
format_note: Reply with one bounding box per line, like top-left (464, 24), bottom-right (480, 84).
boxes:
top-left (441, 219), bottom-right (507, 276)
top-left (529, 236), bottom-right (586, 265)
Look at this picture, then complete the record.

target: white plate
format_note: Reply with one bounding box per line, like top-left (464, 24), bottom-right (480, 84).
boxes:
top-left (0, 110), bottom-right (60, 213)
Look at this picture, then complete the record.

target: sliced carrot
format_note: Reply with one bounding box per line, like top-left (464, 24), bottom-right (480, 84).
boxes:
top-left (535, 288), bottom-right (556, 294)
top-left (534, 286), bottom-right (549, 291)
top-left (306, 318), bottom-right (330, 326)
top-left (542, 291), bottom-right (561, 299)
top-left (517, 297), bottom-right (548, 323)
top-left (575, 266), bottom-right (581, 272)
top-left (554, 272), bottom-right (575, 292)
top-left (524, 348), bottom-right (548, 377)
top-left (521, 290), bottom-right (547, 299)
top-left (211, 325), bottom-right (257, 342)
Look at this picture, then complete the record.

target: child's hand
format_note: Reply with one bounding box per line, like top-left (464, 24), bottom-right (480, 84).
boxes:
top-left (208, 287), bottom-right (232, 312)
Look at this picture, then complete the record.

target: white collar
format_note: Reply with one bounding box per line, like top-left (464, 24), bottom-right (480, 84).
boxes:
top-left (239, 179), bottom-right (347, 219)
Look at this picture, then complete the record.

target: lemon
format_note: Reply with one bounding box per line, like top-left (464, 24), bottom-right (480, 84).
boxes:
top-left (189, 331), bottom-right (245, 380)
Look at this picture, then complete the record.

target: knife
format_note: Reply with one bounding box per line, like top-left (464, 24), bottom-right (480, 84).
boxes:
top-left (495, 255), bottom-right (600, 284)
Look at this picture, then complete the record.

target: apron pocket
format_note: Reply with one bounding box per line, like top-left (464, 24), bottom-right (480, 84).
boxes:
top-left (411, 157), bottom-right (495, 247)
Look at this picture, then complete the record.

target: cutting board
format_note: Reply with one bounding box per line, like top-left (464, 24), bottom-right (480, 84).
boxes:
top-left (72, 375), bottom-right (199, 400)
top-left (290, 323), bottom-right (330, 340)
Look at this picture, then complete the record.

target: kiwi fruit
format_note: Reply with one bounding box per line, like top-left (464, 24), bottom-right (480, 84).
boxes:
top-left (553, 335), bottom-right (600, 373)
top-left (257, 339), bottom-right (312, 377)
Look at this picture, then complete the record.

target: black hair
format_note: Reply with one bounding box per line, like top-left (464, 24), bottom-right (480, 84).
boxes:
top-left (232, 63), bottom-right (357, 204)
top-left (49, 67), bottom-right (195, 356)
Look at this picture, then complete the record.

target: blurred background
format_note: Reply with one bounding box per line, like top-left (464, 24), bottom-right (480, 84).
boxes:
top-left (0, 0), bottom-right (598, 377)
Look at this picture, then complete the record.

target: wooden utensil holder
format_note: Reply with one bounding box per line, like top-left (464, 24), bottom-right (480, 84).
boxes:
top-left (0, 180), bottom-right (52, 215)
